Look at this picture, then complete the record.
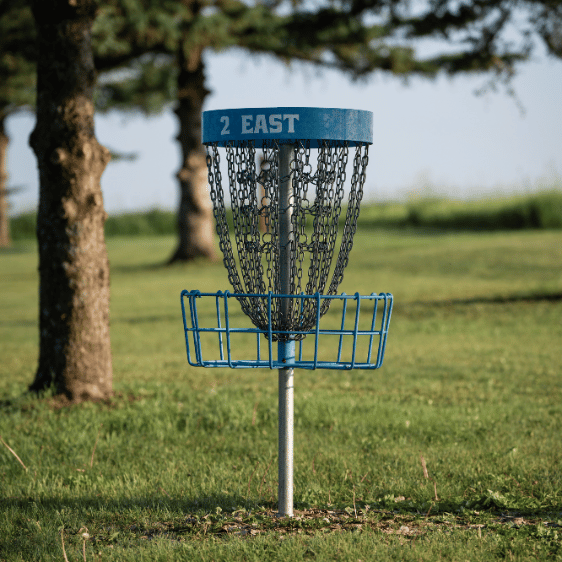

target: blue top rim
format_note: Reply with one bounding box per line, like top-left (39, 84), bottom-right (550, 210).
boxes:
top-left (202, 107), bottom-right (373, 147)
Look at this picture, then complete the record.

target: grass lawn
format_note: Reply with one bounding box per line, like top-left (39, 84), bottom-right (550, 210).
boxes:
top-left (1, 230), bottom-right (561, 561)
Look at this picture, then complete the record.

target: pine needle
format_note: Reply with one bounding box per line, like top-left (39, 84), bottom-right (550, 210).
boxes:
top-left (61, 528), bottom-right (70, 562)
top-left (0, 434), bottom-right (28, 472)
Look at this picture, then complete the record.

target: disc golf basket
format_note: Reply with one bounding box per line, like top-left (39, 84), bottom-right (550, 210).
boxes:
top-left (181, 107), bottom-right (393, 517)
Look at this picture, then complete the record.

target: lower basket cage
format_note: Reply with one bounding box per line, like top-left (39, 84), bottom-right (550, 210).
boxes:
top-left (181, 290), bottom-right (393, 370)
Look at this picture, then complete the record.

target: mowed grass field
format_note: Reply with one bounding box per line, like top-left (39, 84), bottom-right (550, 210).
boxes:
top-left (1, 229), bottom-right (562, 561)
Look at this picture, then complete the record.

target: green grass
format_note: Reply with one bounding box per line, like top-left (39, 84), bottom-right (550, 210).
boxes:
top-left (358, 189), bottom-right (562, 230)
top-left (8, 187), bottom-right (562, 241)
top-left (1, 232), bottom-right (562, 560)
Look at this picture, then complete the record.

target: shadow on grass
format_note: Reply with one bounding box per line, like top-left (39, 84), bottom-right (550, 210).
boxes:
top-left (112, 314), bottom-right (180, 324)
top-left (110, 262), bottom-right (172, 274)
top-left (1, 493), bottom-right (561, 549)
top-left (0, 318), bottom-right (37, 327)
top-left (2, 489), bottom-right (560, 520)
top-left (0, 492), bottom-right (267, 520)
top-left (403, 290), bottom-right (562, 308)
top-left (111, 256), bottom-right (218, 275)
top-left (0, 244), bottom-right (36, 255)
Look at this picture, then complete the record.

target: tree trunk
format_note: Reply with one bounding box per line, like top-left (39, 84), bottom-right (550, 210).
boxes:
top-left (0, 116), bottom-right (10, 248)
top-left (168, 42), bottom-right (217, 263)
top-left (28, 0), bottom-right (113, 402)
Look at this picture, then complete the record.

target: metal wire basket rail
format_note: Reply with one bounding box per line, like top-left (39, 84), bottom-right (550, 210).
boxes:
top-left (181, 290), bottom-right (393, 370)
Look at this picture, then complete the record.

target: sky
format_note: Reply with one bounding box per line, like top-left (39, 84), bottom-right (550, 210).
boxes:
top-left (6, 46), bottom-right (562, 216)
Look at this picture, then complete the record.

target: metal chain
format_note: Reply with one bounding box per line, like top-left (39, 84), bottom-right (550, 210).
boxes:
top-left (206, 140), bottom-right (369, 341)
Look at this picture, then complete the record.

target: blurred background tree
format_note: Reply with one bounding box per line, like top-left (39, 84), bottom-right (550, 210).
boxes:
top-left (91, 0), bottom-right (562, 263)
top-left (3, 0), bottom-right (561, 256)
top-left (0, 0), bottom-right (35, 247)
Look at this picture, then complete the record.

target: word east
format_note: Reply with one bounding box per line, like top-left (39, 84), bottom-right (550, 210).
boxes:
top-left (221, 114), bottom-right (300, 135)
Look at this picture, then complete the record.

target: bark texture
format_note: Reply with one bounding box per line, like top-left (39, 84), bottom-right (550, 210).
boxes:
top-left (168, 43), bottom-right (217, 263)
top-left (0, 117), bottom-right (10, 248)
top-left (29, 0), bottom-right (113, 401)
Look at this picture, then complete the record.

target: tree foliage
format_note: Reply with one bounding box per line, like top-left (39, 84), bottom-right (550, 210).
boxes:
top-left (85, 0), bottom-right (562, 263)
top-left (0, 0), bottom-right (35, 118)
top-left (91, 0), bottom-right (562, 81)
top-left (0, 0), bottom-right (36, 247)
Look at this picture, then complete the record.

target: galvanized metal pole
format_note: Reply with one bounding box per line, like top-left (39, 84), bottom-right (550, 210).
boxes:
top-left (278, 144), bottom-right (294, 517)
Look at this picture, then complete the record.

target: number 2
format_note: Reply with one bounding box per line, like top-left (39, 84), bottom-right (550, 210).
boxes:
top-left (220, 116), bottom-right (230, 135)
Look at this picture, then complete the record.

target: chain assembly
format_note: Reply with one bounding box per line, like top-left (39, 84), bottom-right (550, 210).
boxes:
top-left (206, 139), bottom-right (369, 341)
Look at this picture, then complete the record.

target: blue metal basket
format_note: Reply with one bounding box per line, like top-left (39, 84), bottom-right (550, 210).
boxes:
top-left (181, 290), bottom-right (393, 370)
